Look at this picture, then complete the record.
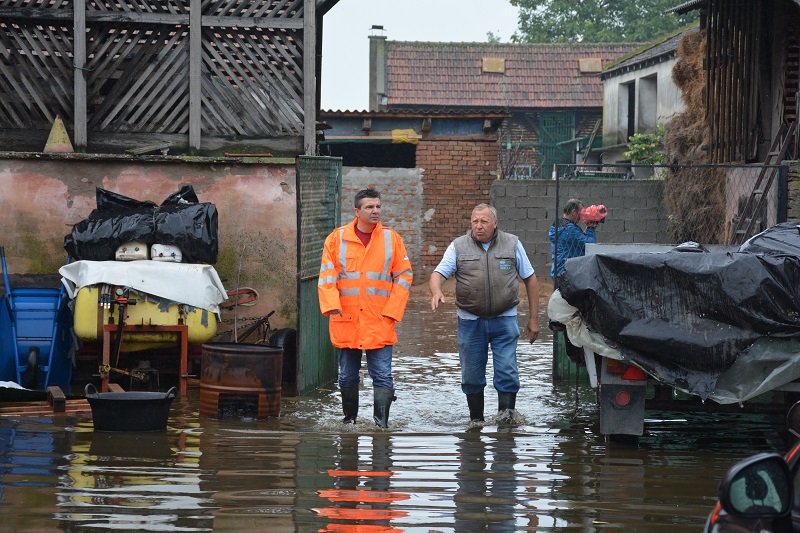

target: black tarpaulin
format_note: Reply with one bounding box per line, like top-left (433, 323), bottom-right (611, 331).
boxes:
top-left (554, 223), bottom-right (800, 402)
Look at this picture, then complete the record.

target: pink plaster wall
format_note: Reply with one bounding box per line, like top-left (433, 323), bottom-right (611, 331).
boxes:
top-left (0, 156), bottom-right (298, 329)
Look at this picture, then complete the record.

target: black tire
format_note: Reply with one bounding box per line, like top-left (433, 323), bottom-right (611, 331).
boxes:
top-left (269, 328), bottom-right (297, 387)
top-left (25, 346), bottom-right (40, 389)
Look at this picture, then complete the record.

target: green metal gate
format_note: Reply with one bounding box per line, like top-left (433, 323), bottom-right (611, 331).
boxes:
top-left (539, 112), bottom-right (575, 177)
top-left (296, 156), bottom-right (342, 395)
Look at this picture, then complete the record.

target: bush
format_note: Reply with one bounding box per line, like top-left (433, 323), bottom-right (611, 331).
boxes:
top-left (624, 124), bottom-right (666, 164)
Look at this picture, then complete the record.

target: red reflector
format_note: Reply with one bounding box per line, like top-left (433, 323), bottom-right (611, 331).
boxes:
top-left (622, 366), bottom-right (647, 381)
top-left (615, 390), bottom-right (631, 406)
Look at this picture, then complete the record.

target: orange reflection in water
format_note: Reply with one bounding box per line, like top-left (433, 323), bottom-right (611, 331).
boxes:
top-left (315, 469), bottom-right (409, 532)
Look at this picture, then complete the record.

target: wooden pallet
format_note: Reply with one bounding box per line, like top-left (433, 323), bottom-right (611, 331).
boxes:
top-left (0, 383), bottom-right (123, 417)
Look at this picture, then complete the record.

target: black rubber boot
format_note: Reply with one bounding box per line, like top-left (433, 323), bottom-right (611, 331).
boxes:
top-left (24, 347), bottom-right (39, 390)
top-left (466, 392), bottom-right (485, 422)
top-left (341, 387), bottom-right (359, 423)
top-left (373, 387), bottom-right (396, 429)
top-left (497, 392), bottom-right (516, 412)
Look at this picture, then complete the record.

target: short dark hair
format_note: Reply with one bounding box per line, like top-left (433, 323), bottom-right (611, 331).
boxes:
top-left (354, 188), bottom-right (381, 208)
top-left (563, 198), bottom-right (584, 214)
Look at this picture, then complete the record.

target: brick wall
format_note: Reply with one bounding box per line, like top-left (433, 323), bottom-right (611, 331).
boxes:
top-left (417, 138), bottom-right (499, 278)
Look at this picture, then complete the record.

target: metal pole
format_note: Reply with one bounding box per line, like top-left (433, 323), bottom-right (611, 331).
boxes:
top-left (552, 164), bottom-right (559, 379)
top-left (553, 163), bottom-right (560, 291)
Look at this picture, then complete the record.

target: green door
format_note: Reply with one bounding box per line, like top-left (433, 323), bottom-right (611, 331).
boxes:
top-left (296, 156), bottom-right (342, 395)
top-left (539, 112), bottom-right (575, 177)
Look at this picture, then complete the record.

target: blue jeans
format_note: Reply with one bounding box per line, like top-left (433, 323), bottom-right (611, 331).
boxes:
top-left (338, 346), bottom-right (394, 389)
top-left (457, 316), bottom-right (520, 395)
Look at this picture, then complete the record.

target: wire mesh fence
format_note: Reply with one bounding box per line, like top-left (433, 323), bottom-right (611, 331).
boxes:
top-left (553, 163), bottom-right (789, 246)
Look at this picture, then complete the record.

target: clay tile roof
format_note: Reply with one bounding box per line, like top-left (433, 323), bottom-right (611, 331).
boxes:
top-left (386, 41), bottom-right (642, 109)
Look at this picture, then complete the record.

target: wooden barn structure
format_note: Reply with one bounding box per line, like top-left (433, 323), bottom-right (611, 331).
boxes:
top-left (675, 0), bottom-right (800, 163)
top-left (0, 0), bottom-right (340, 156)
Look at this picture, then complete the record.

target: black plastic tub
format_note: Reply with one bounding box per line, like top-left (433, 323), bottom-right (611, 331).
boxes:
top-left (84, 383), bottom-right (177, 431)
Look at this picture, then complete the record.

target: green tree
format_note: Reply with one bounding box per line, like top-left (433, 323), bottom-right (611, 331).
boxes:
top-left (509, 0), bottom-right (698, 43)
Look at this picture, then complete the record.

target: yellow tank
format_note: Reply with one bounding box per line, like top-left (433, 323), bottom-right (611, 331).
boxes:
top-left (73, 285), bottom-right (217, 351)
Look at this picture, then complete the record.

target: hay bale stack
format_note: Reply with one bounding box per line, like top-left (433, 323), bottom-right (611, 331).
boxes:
top-left (663, 29), bottom-right (723, 243)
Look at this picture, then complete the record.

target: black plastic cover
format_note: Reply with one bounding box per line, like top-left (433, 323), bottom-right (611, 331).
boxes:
top-left (64, 186), bottom-right (218, 264)
top-left (558, 225), bottom-right (800, 399)
top-left (739, 222), bottom-right (800, 256)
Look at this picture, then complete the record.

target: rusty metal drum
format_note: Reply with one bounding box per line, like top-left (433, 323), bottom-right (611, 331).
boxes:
top-left (199, 343), bottom-right (282, 419)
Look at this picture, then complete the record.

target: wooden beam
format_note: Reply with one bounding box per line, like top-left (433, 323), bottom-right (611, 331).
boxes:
top-left (303, 0), bottom-right (316, 155)
top-left (189, 0), bottom-right (202, 151)
top-left (47, 386), bottom-right (66, 413)
top-left (73, 0), bottom-right (87, 150)
top-left (200, 15), bottom-right (303, 30)
top-left (0, 9), bottom-right (304, 29)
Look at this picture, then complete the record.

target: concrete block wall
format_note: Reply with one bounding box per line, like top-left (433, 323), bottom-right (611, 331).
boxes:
top-left (491, 179), bottom-right (672, 280)
top-left (340, 156), bottom-right (672, 287)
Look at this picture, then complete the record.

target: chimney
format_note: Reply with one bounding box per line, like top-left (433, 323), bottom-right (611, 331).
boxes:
top-left (368, 25), bottom-right (387, 112)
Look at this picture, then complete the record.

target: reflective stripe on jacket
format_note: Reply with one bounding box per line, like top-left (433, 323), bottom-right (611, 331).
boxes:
top-left (318, 219), bottom-right (413, 349)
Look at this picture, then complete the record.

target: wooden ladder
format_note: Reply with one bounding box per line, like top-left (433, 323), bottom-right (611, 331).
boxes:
top-left (728, 121), bottom-right (797, 245)
top-left (581, 118), bottom-right (602, 164)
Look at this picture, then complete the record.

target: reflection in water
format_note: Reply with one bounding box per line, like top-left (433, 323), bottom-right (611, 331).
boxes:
top-left (56, 421), bottom-right (213, 531)
top-left (0, 294), bottom-right (789, 531)
top-left (455, 432), bottom-right (518, 532)
top-left (316, 434), bottom-right (408, 531)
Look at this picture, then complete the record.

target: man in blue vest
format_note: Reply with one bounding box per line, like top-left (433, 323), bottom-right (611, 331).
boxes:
top-left (428, 204), bottom-right (540, 423)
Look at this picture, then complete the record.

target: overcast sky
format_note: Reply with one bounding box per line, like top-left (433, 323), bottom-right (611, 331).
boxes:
top-left (320, 0), bottom-right (521, 111)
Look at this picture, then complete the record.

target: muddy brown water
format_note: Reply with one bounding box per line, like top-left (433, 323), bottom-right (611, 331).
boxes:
top-left (0, 294), bottom-right (787, 532)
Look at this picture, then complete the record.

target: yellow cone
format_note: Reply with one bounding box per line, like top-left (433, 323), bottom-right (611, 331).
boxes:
top-left (43, 115), bottom-right (74, 153)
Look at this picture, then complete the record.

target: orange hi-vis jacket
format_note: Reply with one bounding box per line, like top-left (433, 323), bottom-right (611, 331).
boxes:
top-left (318, 219), bottom-right (413, 350)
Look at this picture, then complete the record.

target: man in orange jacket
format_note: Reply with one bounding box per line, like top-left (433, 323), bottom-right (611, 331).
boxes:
top-left (318, 188), bottom-right (413, 428)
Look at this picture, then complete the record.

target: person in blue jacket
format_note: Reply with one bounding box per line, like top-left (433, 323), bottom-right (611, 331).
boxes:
top-left (548, 198), bottom-right (598, 280)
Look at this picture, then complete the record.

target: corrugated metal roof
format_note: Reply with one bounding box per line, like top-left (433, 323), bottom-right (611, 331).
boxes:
top-left (385, 42), bottom-right (641, 109)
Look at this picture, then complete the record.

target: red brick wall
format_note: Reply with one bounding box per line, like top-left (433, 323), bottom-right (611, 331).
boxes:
top-left (417, 138), bottom-right (500, 277)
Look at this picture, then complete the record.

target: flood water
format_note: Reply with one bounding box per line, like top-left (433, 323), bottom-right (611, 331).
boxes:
top-left (0, 293), bottom-right (788, 532)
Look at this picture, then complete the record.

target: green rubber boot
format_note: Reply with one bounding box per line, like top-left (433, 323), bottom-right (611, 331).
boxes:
top-left (497, 392), bottom-right (516, 412)
top-left (373, 387), bottom-right (396, 429)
